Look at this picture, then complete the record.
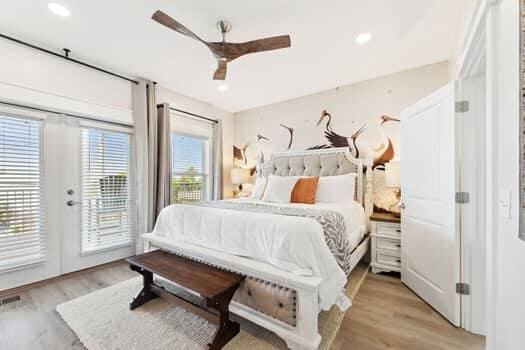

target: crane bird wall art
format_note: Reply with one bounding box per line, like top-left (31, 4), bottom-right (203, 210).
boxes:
top-left (232, 110), bottom-right (401, 212)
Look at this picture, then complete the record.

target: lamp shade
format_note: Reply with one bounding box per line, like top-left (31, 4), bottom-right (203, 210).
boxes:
top-left (385, 160), bottom-right (401, 188)
top-left (230, 168), bottom-right (251, 185)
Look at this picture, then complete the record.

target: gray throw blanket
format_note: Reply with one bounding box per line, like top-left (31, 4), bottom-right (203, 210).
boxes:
top-left (188, 201), bottom-right (353, 275)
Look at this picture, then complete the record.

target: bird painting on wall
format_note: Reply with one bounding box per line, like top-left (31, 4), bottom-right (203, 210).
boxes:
top-left (280, 124), bottom-right (294, 150)
top-left (256, 134), bottom-right (270, 165)
top-left (317, 110), bottom-right (333, 132)
top-left (235, 111), bottom-right (400, 174)
top-left (257, 134), bottom-right (270, 142)
top-left (324, 125), bottom-right (367, 158)
top-left (307, 110), bottom-right (337, 150)
top-left (368, 115), bottom-right (400, 168)
top-left (233, 142), bottom-right (250, 165)
top-left (309, 110), bottom-right (400, 167)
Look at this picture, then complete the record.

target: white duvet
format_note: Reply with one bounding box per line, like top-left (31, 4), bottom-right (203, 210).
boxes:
top-left (148, 199), bottom-right (366, 310)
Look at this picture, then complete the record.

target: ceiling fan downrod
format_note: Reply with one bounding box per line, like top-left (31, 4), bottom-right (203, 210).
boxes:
top-left (216, 20), bottom-right (232, 42)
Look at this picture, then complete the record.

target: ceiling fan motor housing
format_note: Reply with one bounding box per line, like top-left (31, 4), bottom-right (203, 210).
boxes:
top-left (217, 20), bottom-right (232, 36)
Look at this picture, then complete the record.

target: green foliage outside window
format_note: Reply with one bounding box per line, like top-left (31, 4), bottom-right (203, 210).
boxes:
top-left (172, 166), bottom-right (203, 203)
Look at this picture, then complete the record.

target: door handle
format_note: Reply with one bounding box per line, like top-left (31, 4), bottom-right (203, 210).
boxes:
top-left (66, 200), bottom-right (80, 206)
top-left (400, 202), bottom-right (406, 210)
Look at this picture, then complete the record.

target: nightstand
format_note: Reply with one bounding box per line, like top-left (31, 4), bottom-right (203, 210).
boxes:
top-left (370, 212), bottom-right (401, 274)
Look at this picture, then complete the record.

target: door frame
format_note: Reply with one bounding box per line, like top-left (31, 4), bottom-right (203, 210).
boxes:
top-left (455, 0), bottom-right (499, 340)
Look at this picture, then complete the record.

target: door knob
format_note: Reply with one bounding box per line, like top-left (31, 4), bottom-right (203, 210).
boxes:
top-left (66, 200), bottom-right (80, 206)
top-left (400, 202), bottom-right (406, 210)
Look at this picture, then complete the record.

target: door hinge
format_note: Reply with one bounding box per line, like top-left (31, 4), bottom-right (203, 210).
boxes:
top-left (455, 100), bottom-right (470, 113)
top-left (455, 192), bottom-right (470, 204)
top-left (456, 282), bottom-right (471, 295)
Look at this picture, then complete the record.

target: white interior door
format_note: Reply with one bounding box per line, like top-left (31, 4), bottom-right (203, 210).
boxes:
top-left (400, 82), bottom-right (460, 326)
top-left (61, 118), bottom-right (135, 273)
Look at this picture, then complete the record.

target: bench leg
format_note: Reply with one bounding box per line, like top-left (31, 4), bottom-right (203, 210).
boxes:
top-left (207, 288), bottom-right (240, 350)
top-left (129, 265), bottom-right (158, 310)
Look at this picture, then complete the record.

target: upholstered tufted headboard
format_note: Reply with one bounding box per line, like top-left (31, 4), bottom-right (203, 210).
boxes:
top-left (257, 147), bottom-right (373, 216)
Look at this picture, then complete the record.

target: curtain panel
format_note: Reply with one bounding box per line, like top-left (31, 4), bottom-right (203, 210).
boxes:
top-left (212, 120), bottom-right (224, 200)
top-left (133, 80), bottom-right (172, 252)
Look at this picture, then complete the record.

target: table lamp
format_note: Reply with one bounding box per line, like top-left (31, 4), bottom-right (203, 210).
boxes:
top-left (230, 168), bottom-right (251, 197)
top-left (385, 160), bottom-right (401, 217)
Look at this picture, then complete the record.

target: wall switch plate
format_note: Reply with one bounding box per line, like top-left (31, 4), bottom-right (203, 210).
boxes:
top-left (498, 189), bottom-right (511, 220)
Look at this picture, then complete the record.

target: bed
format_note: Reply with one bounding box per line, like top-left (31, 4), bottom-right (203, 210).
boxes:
top-left (142, 148), bottom-right (374, 350)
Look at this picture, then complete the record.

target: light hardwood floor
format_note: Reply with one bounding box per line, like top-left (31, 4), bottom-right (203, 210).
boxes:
top-left (0, 262), bottom-right (485, 350)
top-left (333, 273), bottom-right (485, 350)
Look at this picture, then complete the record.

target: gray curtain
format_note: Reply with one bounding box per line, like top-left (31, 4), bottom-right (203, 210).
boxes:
top-left (133, 80), bottom-right (172, 252)
top-left (212, 120), bottom-right (223, 200)
top-left (154, 104), bottom-right (172, 216)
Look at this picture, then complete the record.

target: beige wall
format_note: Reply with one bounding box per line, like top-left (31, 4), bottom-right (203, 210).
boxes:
top-left (233, 61), bottom-right (449, 209)
top-left (234, 61), bottom-right (449, 163)
top-left (157, 86), bottom-right (235, 198)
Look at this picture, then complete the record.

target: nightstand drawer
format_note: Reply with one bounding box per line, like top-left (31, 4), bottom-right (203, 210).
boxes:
top-left (376, 223), bottom-right (401, 238)
top-left (377, 252), bottom-right (401, 268)
top-left (376, 237), bottom-right (401, 253)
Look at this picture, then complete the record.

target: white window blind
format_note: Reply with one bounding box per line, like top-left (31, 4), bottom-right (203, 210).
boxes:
top-left (80, 127), bottom-right (135, 254)
top-left (0, 115), bottom-right (44, 271)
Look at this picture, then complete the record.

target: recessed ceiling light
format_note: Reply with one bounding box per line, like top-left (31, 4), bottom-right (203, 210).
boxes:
top-left (356, 33), bottom-right (372, 44)
top-left (48, 3), bottom-right (71, 17)
top-left (217, 84), bottom-right (228, 92)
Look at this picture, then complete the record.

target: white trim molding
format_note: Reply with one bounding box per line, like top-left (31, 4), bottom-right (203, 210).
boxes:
top-left (456, 0), bottom-right (501, 77)
top-left (456, 0), bottom-right (502, 346)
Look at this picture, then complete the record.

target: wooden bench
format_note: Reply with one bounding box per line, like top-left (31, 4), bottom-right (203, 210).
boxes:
top-left (127, 250), bottom-right (245, 350)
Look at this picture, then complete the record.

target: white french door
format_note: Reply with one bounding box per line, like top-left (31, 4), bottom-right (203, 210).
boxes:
top-left (0, 108), bottom-right (60, 289)
top-left (61, 118), bottom-right (135, 273)
top-left (0, 106), bottom-right (135, 291)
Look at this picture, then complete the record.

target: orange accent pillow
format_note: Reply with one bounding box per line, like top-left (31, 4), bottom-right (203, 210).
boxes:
top-left (291, 177), bottom-right (319, 204)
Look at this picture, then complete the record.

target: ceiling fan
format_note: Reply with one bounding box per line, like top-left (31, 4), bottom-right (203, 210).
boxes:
top-left (152, 10), bottom-right (292, 80)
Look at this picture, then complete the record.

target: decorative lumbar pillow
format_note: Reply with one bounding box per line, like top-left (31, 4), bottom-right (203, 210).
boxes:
top-left (251, 177), bottom-right (267, 200)
top-left (315, 173), bottom-right (357, 203)
top-left (262, 175), bottom-right (298, 203)
top-left (291, 177), bottom-right (319, 204)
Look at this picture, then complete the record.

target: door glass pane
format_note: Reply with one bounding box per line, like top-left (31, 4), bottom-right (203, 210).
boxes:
top-left (171, 133), bottom-right (210, 203)
top-left (80, 128), bottom-right (134, 253)
top-left (0, 115), bottom-right (44, 270)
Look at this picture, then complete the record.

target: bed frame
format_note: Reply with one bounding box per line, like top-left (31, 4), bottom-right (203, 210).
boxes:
top-left (143, 148), bottom-right (373, 350)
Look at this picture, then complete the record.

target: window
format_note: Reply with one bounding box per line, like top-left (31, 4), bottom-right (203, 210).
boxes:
top-left (80, 127), bottom-right (135, 253)
top-left (0, 115), bottom-right (44, 271)
top-left (171, 133), bottom-right (211, 203)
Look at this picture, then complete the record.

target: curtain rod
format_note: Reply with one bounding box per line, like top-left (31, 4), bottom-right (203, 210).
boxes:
top-left (0, 33), bottom-right (139, 85)
top-left (0, 100), bottom-right (133, 128)
top-left (162, 105), bottom-right (219, 124)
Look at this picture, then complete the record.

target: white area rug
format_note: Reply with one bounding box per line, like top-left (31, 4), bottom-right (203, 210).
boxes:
top-left (56, 263), bottom-right (368, 350)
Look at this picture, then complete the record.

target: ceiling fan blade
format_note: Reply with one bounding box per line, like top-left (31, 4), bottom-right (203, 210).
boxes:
top-left (238, 35), bottom-right (291, 55)
top-left (152, 10), bottom-right (206, 44)
top-left (210, 35), bottom-right (291, 61)
top-left (213, 60), bottom-right (227, 80)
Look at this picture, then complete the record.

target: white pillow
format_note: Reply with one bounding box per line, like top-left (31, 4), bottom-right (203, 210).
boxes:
top-left (251, 177), bottom-right (267, 200)
top-left (315, 173), bottom-right (357, 203)
top-left (261, 175), bottom-right (298, 203)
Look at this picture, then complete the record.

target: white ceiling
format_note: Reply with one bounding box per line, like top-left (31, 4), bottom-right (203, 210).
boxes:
top-left (0, 0), bottom-right (466, 112)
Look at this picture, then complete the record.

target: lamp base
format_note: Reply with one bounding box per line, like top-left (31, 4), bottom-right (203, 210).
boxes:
top-left (234, 184), bottom-right (249, 198)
